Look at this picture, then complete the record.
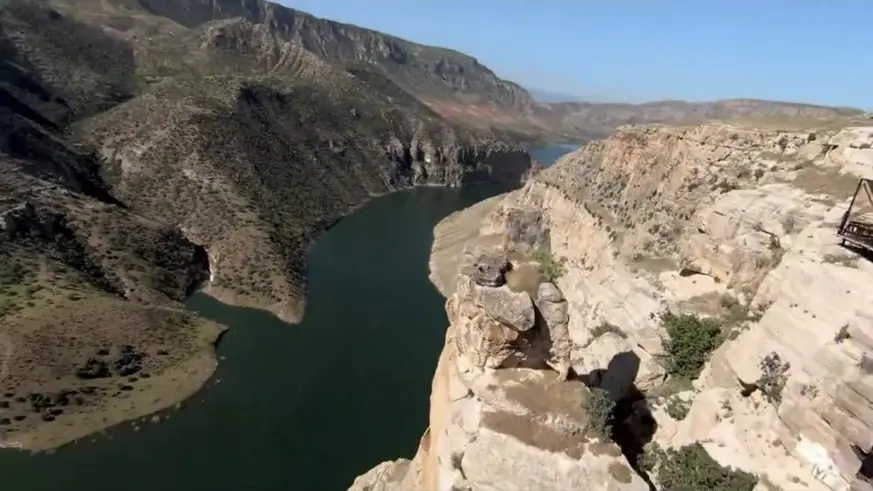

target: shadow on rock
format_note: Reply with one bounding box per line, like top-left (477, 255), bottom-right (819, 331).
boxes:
top-left (577, 350), bottom-right (658, 490)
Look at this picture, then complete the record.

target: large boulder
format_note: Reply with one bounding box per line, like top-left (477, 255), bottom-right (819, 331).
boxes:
top-left (474, 285), bottom-right (536, 332)
top-left (462, 254), bottom-right (511, 287)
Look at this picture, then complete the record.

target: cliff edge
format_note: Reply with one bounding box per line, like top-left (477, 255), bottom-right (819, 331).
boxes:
top-left (354, 122), bottom-right (873, 490)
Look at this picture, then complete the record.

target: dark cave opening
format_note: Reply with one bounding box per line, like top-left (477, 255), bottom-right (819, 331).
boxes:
top-left (851, 444), bottom-right (873, 481)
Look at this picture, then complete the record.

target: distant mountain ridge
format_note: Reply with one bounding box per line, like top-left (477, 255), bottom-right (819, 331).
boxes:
top-left (536, 98), bottom-right (864, 137)
top-left (135, 0), bottom-right (535, 110)
top-left (525, 87), bottom-right (586, 104)
top-left (113, 0), bottom-right (866, 140)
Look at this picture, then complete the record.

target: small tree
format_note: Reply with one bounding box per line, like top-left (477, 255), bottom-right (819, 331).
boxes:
top-left (661, 311), bottom-right (722, 379)
top-left (583, 387), bottom-right (615, 439)
top-left (757, 352), bottom-right (790, 405)
top-left (529, 247), bottom-right (567, 282)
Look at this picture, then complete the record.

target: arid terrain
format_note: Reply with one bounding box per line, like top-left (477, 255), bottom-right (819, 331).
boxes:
top-left (0, 0), bottom-right (537, 450)
top-left (1, 0), bottom-right (868, 461)
top-left (353, 122), bottom-right (873, 491)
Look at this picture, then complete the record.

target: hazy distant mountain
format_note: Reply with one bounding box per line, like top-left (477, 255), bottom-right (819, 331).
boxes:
top-left (525, 87), bottom-right (586, 103)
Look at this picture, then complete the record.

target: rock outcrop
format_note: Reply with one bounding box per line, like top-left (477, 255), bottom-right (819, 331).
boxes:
top-left (354, 122), bottom-right (873, 490)
top-left (351, 253), bottom-right (646, 491)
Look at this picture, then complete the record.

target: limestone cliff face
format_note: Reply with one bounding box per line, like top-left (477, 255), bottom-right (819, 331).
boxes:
top-left (482, 124), bottom-right (873, 490)
top-left (350, 255), bottom-right (646, 491)
top-left (353, 123), bottom-right (873, 490)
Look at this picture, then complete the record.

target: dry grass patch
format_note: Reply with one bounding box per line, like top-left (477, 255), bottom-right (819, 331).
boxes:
top-left (0, 276), bottom-right (223, 450)
top-left (792, 165), bottom-right (860, 200)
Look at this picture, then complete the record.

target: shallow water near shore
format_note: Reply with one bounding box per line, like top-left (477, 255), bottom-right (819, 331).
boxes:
top-left (0, 146), bottom-right (576, 491)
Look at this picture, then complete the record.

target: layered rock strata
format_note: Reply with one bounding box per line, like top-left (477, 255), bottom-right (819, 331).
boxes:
top-left (354, 123), bottom-right (873, 491)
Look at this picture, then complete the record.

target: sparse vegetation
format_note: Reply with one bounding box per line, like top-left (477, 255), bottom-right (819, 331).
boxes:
top-left (757, 352), bottom-right (790, 405)
top-left (823, 253), bottom-right (860, 268)
top-left (665, 396), bottom-right (691, 420)
top-left (661, 311), bottom-right (723, 379)
top-left (529, 247), bottom-right (567, 281)
top-left (583, 387), bottom-right (615, 440)
top-left (643, 442), bottom-right (758, 491)
top-left (719, 293), bottom-right (753, 325)
top-left (646, 375), bottom-right (694, 401)
top-left (719, 399), bottom-right (734, 420)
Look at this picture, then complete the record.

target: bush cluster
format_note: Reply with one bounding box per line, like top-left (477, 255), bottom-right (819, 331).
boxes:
top-left (661, 311), bottom-right (723, 380)
top-left (583, 387), bottom-right (615, 439)
top-left (529, 247), bottom-right (567, 281)
top-left (643, 442), bottom-right (757, 491)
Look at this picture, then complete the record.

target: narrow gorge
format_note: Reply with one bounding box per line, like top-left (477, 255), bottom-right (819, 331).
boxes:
top-left (352, 123), bottom-right (873, 491)
top-left (0, 0), bottom-right (540, 456)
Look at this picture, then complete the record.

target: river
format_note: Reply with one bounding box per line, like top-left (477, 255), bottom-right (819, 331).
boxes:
top-left (0, 145), bottom-right (577, 491)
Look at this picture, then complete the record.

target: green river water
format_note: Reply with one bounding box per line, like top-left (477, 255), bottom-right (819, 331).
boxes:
top-left (0, 146), bottom-right (575, 491)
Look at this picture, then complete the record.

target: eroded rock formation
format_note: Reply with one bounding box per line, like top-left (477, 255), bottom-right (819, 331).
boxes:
top-left (354, 123), bottom-right (873, 490)
top-left (350, 253), bottom-right (645, 491)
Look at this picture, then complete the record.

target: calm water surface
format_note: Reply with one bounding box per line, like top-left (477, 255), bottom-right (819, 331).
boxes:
top-left (0, 146), bottom-right (577, 491)
top-left (529, 143), bottom-right (583, 166)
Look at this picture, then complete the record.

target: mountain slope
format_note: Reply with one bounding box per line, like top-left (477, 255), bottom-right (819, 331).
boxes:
top-left (0, 0), bottom-right (534, 450)
top-left (52, 0), bottom-right (866, 143)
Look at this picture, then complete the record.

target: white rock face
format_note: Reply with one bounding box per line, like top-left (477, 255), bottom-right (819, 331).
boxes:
top-left (349, 123), bottom-right (873, 491)
top-left (351, 254), bottom-right (647, 491)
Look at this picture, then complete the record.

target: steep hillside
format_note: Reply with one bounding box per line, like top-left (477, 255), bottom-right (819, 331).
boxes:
top-left (48, 0), bottom-right (865, 143)
top-left (49, 0), bottom-right (553, 138)
top-left (0, 0), bottom-right (534, 450)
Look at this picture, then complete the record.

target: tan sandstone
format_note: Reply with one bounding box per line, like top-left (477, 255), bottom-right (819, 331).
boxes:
top-left (352, 122), bottom-right (873, 491)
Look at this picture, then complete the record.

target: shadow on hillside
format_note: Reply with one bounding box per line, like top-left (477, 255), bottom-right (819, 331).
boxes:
top-left (577, 350), bottom-right (658, 490)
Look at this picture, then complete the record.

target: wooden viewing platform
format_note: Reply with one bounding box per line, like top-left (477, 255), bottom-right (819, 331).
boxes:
top-left (838, 178), bottom-right (873, 252)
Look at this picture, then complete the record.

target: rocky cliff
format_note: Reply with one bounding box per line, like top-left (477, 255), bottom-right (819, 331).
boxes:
top-left (353, 122), bottom-right (873, 490)
top-left (351, 254), bottom-right (648, 491)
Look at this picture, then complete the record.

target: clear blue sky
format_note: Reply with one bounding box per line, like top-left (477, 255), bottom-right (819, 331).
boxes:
top-left (281, 0), bottom-right (871, 109)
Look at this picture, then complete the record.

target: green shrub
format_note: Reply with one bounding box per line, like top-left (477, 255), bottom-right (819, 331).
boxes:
top-left (665, 396), bottom-right (690, 421)
top-left (651, 442), bottom-right (757, 491)
top-left (529, 247), bottom-right (566, 282)
top-left (583, 387), bottom-right (615, 439)
top-left (757, 352), bottom-right (790, 405)
top-left (661, 311), bottom-right (722, 379)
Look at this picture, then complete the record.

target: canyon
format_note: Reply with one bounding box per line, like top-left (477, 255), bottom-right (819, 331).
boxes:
top-left (3, 1), bottom-right (873, 489)
top-left (0, 0), bottom-right (536, 451)
top-left (351, 123), bottom-right (873, 491)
